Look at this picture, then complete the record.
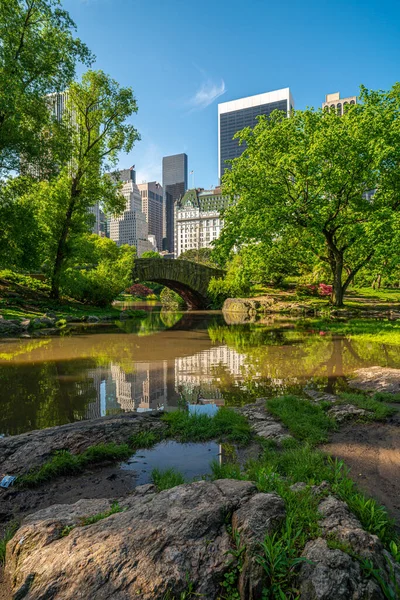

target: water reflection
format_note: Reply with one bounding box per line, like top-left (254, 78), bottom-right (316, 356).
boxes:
top-left (1, 310), bottom-right (400, 435)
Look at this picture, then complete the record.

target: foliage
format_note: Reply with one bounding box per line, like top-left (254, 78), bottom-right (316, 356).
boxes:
top-left (221, 529), bottom-right (245, 600)
top-left (0, 521), bottom-right (19, 565)
top-left (208, 255), bottom-right (251, 307)
top-left (81, 501), bottom-right (123, 526)
top-left (151, 467), bottom-right (185, 491)
top-left (60, 237), bottom-right (135, 305)
top-left (162, 408), bottom-right (252, 446)
top-left (130, 430), bottom-right (160, 450)
top-left (215, 85), bottom-right (400, 306)
top-left (127, 283), bottom-right (154, 298)
top-left (141, 251), bottom-right (160, 258)
top-left (0, 0), bottom-right (92, 175)
top-left (0, 270), bottom-right (49, 293)
top-left (178, 248), bottom-right (219, 268)
top-left (160, 287), bottom-right (186, 308)
top-left (266, 396), bottom-right (337, 444)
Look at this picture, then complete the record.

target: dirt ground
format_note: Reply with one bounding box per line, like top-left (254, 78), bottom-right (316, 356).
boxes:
top-left (323, 410), bottom-right (400, 530)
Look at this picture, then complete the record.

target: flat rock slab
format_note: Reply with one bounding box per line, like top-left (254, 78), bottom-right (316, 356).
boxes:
top-left (236, 399), bottom-right (292, 444)
top-left (6, 480), bottom-right (285, 600)
top-left (0, 412), bottom-right (166, 476)
top-left (349, 366), bottom-right (400, 394)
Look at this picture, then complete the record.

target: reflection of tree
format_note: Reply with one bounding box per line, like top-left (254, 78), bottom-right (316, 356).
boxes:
top-left (0, 358), bottom-right (98, 435)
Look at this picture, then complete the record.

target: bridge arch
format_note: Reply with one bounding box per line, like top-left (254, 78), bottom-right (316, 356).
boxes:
top-left (132, 258), bottom-right (225, 309)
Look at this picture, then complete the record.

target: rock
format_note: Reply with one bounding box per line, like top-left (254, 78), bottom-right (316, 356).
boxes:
top-left (349, 366), bottom-right (400, 394)
top-left (5, 479), bottom-right (284, 600)
top-left (20, 318), bottom-right (31, 329)
top-left (305, 389), bottom-right (337, 404)
top-left (232, 492), bottom-right (285, 600)
top-left (327, 404), bottom-right (371, 423)
top-left (87, 315), bottom-right (100, 323)
top-left (45, 312), bottom-right (57, 319)
top-left (0, 412), bottom-right (166, 476)
top-left (299, 538), bottom-right (384, 599)
top-left (222, 297), bottom-right (275, 316)
top-left (0, 320), bottom-right (22, 336)
top-left (32, 316), bottom-right (56, 328)
top-left (236, 398), bottom-right (292, 444)
top-left (120, 311), bottom-right (130, 320)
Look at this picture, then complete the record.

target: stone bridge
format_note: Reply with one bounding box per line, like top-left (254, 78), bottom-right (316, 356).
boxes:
top-left (132, 258), bottom-right (225, 309)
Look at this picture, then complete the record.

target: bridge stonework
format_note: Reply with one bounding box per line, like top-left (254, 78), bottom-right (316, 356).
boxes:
top-left (132, 259), bottom-right (225, 310)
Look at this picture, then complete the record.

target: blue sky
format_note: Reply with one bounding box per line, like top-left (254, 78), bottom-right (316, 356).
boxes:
top-left (64, 0), bottom-right (400, 187)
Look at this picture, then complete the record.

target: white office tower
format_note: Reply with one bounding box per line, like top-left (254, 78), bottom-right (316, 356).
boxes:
top-left (109, 167), bottom-right (153, 256)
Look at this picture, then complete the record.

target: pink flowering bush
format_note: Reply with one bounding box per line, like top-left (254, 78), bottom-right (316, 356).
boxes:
top-left (318, 283), bottom-right (332, 297)
top-left (127, 284), bottom-right (153, 298)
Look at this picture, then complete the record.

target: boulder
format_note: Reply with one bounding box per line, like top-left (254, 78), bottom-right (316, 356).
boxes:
top-left (327, 404), bottom-right (371, 423)
top-left (87, 315), bottom-right (100, 323)
top-left (236, 398), bottom-right (292, 444)
top-left (349, 366), bottom-right (400, 394)
top-left (5, 480), bottom-right (285, 600)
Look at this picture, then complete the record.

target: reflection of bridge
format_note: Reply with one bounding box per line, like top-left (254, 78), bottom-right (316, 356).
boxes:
top-left (132, 258), bottom-right (225, 309)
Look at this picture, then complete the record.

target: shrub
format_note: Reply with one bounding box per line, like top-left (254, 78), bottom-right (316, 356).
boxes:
top-left (0, 270), bottom-right (50, 293)
top-left (160, 287), bottom-right (185, 308)
top-left (127, 283), bottom-right (153, 298)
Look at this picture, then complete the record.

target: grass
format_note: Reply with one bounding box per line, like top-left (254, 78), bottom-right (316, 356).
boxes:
top-left (0, 521), bottom-right (19, 565)
top-left (162, 408), bottom-right (252, 446)
top-left (151, 467), bottom-right (185, 491)
top-left (337, 392), bottom-right (396, 421)
top-left (305, 317), bottom-right (400, 346)
top-left (60, 502), bottom-right (124, 537)
top-left (373, 391), bottom-right (400, 404)
top-left (130, 430), bottom-right (162, 449)
top-left (18, 443), bottom-right (132, 487)
top-left (266, 395), bottom-right (337, 445)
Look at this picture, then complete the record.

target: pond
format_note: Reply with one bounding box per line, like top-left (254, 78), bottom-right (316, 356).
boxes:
top-left (1, 307), bottom-right (400, 435)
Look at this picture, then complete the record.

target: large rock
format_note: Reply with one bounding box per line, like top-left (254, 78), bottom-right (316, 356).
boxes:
top-left (327, 403), bottom-right (371, 423)
top-left (6, 480), bottom-right (285, 600)
top-left (0, 412), bottom-right (166, 476)
top-left (349, 366), bottom-right (400, 394)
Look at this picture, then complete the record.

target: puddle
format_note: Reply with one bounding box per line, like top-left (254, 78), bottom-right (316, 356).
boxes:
top-left (120, 440), bottom-right (221, 486)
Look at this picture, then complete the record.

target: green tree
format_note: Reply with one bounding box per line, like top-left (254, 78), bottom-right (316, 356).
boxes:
top-left (42, 70), bottom-right (139, 299)
top-left (0, 0), bottom-right (92, 174)
top-left (215, 85), bottom-right (400, 307)
top-left (141, 250), bottom-right (160, 258)
top-left (178, 247), bottom-right (219, 267)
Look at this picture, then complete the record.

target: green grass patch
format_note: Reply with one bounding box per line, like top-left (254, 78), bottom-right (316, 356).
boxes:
top-left (130, 430), bottom-right (161, 450)
top-left (373, 391), bottom-right (400, 404)
top-left (151, 468), bottom-right (185, 491)
top-left (162, 408), bottom-right (252, 446)
top-left (304, 318), bottom-right (400, 346)
top-left (0, 521), bottom-right (19, 565)
top-left (266, 395), bottom-right (336, 445)
top-left (60, 502), bottom-right (124, 537)
top-left (337, 392), bottom-right (395, 421)
top-left (18, 443), bottom-right (132, 487)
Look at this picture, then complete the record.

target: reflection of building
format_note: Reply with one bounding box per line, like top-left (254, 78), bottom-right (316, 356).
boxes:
top-left (175, 346), bottom-right (247, 402)
top-left (138, 181), bottom-right (163, 251)
top-left (111, 362), bottom-right (168, 411)
top-left (162, 153), bottom-right (188, 254)
top-left (109, 167), bottom-right (153, 256)
top-left (322, 92), bottom-right (356, 114)
top-left (218, 88), bottom-right (294, 179)
top-left (174, 187), bottom-right (230, 257)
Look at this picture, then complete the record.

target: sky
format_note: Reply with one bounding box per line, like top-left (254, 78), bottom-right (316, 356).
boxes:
top-left (63, 0), bottom-right (400, 188)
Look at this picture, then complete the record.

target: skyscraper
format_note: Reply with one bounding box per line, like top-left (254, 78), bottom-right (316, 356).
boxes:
top-left (109, 167), bottom-right (153, 256)
top-left (218, 88), bottom-right (294, 179)
top-left (162, 153), bottom-right (188, 254)
top-left (322, 92), bottom-right (357, 114)
top-left (137, 181), bottom-right (163, 251)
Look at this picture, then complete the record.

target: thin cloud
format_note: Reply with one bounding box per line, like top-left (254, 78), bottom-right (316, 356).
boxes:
top-left (188, 78), bottom-right (226, 111)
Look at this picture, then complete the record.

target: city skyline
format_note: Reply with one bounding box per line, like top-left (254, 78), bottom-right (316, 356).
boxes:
top-left (63, 0), bottom-right (400, 187)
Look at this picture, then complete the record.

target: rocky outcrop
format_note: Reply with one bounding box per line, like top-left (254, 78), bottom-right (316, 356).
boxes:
top-left (6, 480), bottom-right (285, 600)
top-left (236, 398), bottom-right (292, 444)
top-left (0, 317), bottom-right (30, 336)
top-left (223, 297), bottom-right (275, 316)
top-left (349, 366), bottom-right (400, 394)
top-left (327, 404), bottom-right (371, 423)
top-left (0, 412), bottom-right (166, 476)
top-left (298, 495), bottom-right (400, 599)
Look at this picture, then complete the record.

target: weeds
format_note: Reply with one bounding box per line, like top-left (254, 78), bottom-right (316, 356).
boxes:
top-left (373, 392), bottom-right (400, 404)
top-left (60, 502), bottom-right (124, 537)
top-left (0, 521), bottom-right (19, 564)
top-left (337, 392), bottom-right (395, 420)
top-left (361, 557), bottom-right (400, 600)
top-left (18, 443), bottom-right (132, 487)
top-left (130, 430), bottom-right (160, 450)
top-left (162, 408), bottom-right (252, 446)
top-left (266, 396), bottom-right (336, 445)
top-left (220, 530), bottom-right (245, 600)
top-left (210, 459), bottom-right (243, 480)
top-left (151, 468), bottom-right (185, 491)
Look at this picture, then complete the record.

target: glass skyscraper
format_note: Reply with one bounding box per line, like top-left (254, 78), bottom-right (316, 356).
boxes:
top-left (162, 153), bottom-right (188, 254)
top-left (218, 88), bottom-right (294, 180)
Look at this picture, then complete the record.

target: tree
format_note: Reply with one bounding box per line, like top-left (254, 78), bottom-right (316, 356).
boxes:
top-left (141, 251), bottom-right (160, 259)
top-left (0, 0), bottom-right (92, 174)
top-left (42, 70), bottom-right (139, 299)
top-left (178, 247), bottom-right (218, 267)
top-left (215, 85), bottom-right (400, 306)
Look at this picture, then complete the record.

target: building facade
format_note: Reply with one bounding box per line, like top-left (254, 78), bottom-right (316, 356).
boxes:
top-left (322, 92), bottom-right (356, 114)
top-left (174, 187), bottom-right (230, 258)
top-left (109, 167), bottom-right (153, 256)
top-left (218, 88), bottom-right (294, 180)
top-left (162, 153), bottom-right (188, 254)
top-left (137, 181), bottom-right (163, 251)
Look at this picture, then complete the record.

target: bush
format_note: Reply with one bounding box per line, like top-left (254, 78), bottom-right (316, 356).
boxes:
top-left (160, 287), bottom-right (185, 308)
top-left (207, 255), bottom-right (251, 308)
top-left (127, 283), bottom-right (153, 298)
top-left (0, 270), bottom-right (50, 293)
